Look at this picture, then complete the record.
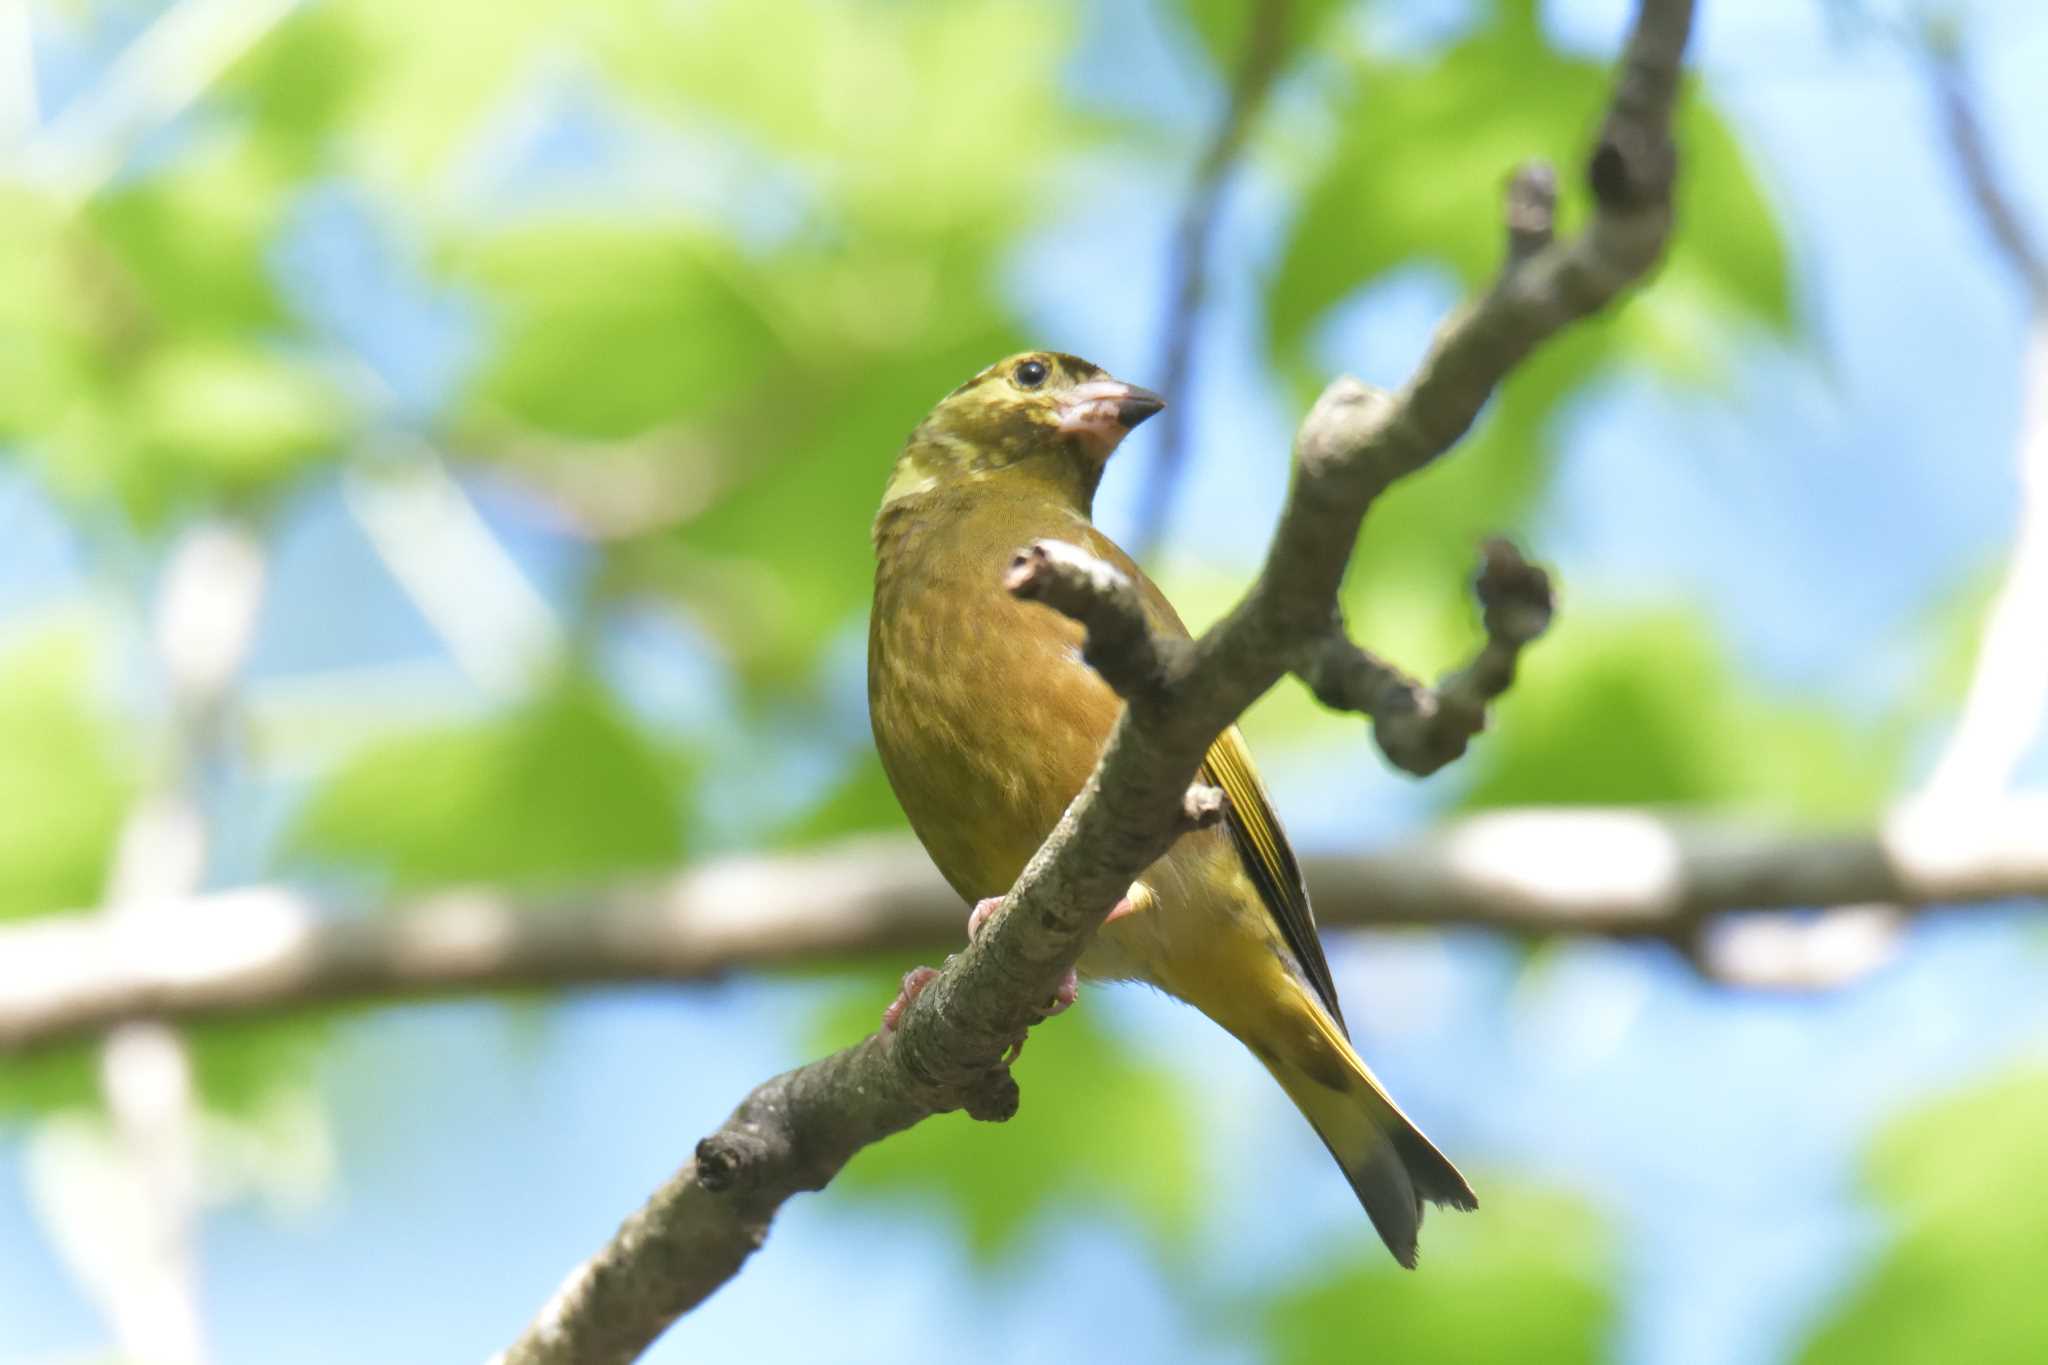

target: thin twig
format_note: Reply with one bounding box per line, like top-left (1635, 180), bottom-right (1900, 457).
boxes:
top-left (1298, 537), bottom-right (1554, 775)
top-left (1131, 0), bottom-right (1295, 560)
top-left (78, 522), bottom-right (266, 1365)
top-left (1921, 26), bottom-right (2048, 305)
top-left (1914, 25), bottom-right (2048, 802)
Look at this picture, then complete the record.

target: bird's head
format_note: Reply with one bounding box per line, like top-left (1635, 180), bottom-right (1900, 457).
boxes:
top-left (880, 351), bottom-right (1164, 513)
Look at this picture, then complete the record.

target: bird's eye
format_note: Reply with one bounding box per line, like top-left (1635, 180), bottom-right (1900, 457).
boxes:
top-left (1014, 359), bottom-right (1049, 389)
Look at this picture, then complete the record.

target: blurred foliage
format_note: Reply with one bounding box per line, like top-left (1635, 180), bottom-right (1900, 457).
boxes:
top-left (0, 0), bottom-right (2035, 1361)
top-left (1262, 1184), bottom-right (1613, 1363)
top-left (0, 622), bottom-right (132, 921)
top-left (290, 672), bottom-right (685, 890)
top-left (1462, 609), bottom-right (1905, 819)
top-left (1179, 0), bottom-right (1351, 70)
top-left (1267, 0), bottom-right (1791, 682)
top-left (812, 977), bottom-right (1200, 1261)
top-left (1801, 1068), bottom-right (2048, 1365)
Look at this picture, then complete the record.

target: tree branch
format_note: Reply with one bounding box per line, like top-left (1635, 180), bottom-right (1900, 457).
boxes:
top-left (1299, 537), bottom-right (1553, 775)
top-left (493, 5), bottom-right (1697, 1359)
top-left (73, 519), bottom-right (269, 1365)
top-left (6, 798), bottom-right (2048, 1059)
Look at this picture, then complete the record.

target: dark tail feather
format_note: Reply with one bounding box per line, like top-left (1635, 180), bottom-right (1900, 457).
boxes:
top-left (1326, 1105), bottom-right (1478, 1268)
top-left (1255, 987), bottom-right (1476, 1268)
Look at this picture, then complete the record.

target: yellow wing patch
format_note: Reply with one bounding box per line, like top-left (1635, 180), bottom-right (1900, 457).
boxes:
top-left (1200, 726), bottom-right (1347, 1033)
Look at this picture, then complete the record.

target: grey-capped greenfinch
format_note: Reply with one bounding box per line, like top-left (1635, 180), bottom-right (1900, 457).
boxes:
top-left (868, 351), bottom-right (1474, 1266)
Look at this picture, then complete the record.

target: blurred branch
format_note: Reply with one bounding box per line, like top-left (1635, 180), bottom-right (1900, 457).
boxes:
top-left (1769, 17), bottom-right (2048, 986)
top-left (50, 522), bottom-right (268, 1365)
top-left (1131, 0), bottom-right (1295, 560)
top-left (1916, 28), bottom-right (2048, 802)
top-left (1921, 25), bottom-right (2048, 306)
top-left (1917, 318), bottom-right (2048, 804)
top-left (0, 0), bottom-right (36, 151)
top-left (22, 0), bottom-right (296, 206)
top-left (496, 3), bottom-right (1696, 1358)
top-left (342, 437), bottom-right (564, 699)
top-left (474, 415), bottom-right (734, 542)
top-left (6, 798), bottom-right (2048, 1057)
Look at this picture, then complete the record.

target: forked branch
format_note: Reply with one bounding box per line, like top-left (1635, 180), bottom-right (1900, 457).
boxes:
top-left (498, 5), bottom-right (1699, 1361)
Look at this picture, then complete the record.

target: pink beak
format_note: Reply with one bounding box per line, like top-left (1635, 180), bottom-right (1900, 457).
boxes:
top-left (1058, 378), bottom-right (1166, 458)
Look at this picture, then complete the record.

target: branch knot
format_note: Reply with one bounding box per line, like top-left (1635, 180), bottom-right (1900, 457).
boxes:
top-left (1004, 540), bottom-right (1188, 703)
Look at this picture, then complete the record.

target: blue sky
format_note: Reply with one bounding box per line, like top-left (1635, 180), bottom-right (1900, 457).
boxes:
top-left (4, 1), bottom-right (2048, 1362)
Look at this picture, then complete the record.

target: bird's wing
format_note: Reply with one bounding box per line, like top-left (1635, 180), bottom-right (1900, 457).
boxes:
top-left (1077, 523), bottom-right (1348, 1032)
top-left (1200, 726), bottom-right (1348, 1034)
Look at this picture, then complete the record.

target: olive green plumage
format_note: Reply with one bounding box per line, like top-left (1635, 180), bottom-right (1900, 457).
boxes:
top-left (867, 351), bottom-right (1475, 1266)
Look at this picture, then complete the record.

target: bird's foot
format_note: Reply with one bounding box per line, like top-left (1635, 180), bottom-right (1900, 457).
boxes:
top-left (881, 965), bottom-right (939, 1034)
top-left (966, 896), bottom-right (1003, 940)
top-left (967, 896), bottom-right (1079, 1020)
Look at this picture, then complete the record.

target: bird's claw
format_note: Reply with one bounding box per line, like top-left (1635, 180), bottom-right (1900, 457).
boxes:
top-left (881, 965), bottom-right (939, 1034)
top-left (967, 896), bottom-right (1003, 940)
top-left (968, 897), bottom-right (1079, 1020)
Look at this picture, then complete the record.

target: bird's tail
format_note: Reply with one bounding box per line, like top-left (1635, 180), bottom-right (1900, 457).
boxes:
top-left (1234, 979), bottom-right (1477, 1268)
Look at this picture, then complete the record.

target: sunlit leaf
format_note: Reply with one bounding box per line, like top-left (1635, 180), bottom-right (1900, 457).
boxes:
top-left (0, 1045), bottom-right (99, 1119)
top-left (0, 621), bottom-right (132, 921)
top-left (777, 754), bottom-right (907, 846)
top-left (187, 1016), bottom-right (334, 1118)
top-left (599, 0), bottom-right (1079, 236)
top-left (132, 343), bottom-right (346, 487)
top-left (224, 0), bottom-right (590, 190)
top-left (1460, 609), bottom-right (1903, 818)
top-left (1270, 0), bottom-right (1791, 386)
top-left (1802, 1070), bottom-right (2048, 1365)
top-left (84, 136), bottom-right (296, 337)
top-left (290, 673), bottom-right (685, 889)
top-left (810, 977), bottom-right (1200, 1260)
top-left (1174, 0), bottom-right (1351, 73)
top-left (449, 220), bottom-right (791, 442)
top-left (1262, 1184), bottom-right (1613, 1364)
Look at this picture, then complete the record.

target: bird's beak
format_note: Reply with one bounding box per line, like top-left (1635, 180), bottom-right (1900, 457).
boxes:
top-left (1058, 378), bottom-right (1166, 459)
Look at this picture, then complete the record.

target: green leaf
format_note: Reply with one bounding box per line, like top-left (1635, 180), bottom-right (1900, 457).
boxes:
top-left (450, 221), bottom-right (792, 442)
top-left (0, 620), bottom-right (133, 921)
top-left (1269, 2), bottom-right (1791, 384)
top-left (2, 145), bottom-right (344, 524)
top-left (291, 674), bottom-right (685, 889)
top-left (131, 343), bottom-right (347, 488)
top-left (0, 1044), bottom-right (100, 1118)
top-left (0, 191), bottom-right (88, 446)
top-left (810, 978), bottom-right (1200, 1260)
top-left (23, 343), bottom-right (346, 527)
top-left (218, 3), bottom-right (375, 175)
top-left (1337, 326), bottom-right (1604, 664)
top-left (224, 0), bottom-right (583, 189)
top-left (1174, 0), bottom-right (1350, 73)
top-left (776, 754), bottom-right (908, 847)
top-left (1459, 609), bottom-right (1903, 819)
top-left (187, 1015), bottom-right (334, 1117)
top-left (83, 137), bottom-right (296, 338)
top-left (1802, 1070), bottom-right (2048, 1365)
top-left (600, 0), bottom-right (1080, 236)
top-left (1263, 1183), bottom-right (1614, 1365)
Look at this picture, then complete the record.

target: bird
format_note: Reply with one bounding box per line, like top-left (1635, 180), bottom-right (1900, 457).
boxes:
top-left (866, 350), bottom-right (1476, 1267)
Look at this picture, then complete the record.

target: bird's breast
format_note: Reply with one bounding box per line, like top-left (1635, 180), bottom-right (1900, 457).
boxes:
top-left (869, 499), bottom-right (1119, 901)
